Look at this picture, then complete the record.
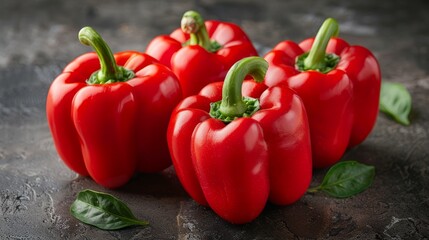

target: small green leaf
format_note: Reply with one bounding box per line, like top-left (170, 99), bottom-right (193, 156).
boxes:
top-left (379, 81), bottom-right (412, 125)
top-left (308, 161), bottom-right (375, 198)
top-left (70, 189), bottom-right (149, 230)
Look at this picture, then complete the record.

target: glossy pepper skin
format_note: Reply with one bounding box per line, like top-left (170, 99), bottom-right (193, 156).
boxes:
top-left (167, 57), bottom-right (312, 224)
top-left (264, 18), bottom-right (381, 168)
top-left (46, 27), bottom-right (182, 188)
top-left (146, 10), bottom-right (258, 97)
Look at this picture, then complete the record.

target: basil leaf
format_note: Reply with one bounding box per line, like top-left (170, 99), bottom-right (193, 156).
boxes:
top-left (379, 81), bottom-right (411, 125)
top-left (308, 161), bottom-right (375, 198)
top-left (70, 189), bottom-right (149, 230)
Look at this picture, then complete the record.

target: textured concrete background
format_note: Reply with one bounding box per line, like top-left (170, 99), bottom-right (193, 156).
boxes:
top-left (1, 0), bottom-right (428, 239)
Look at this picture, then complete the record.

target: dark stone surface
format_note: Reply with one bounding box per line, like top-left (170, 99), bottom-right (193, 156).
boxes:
top-left (1, 0), bottom-right (428, 239)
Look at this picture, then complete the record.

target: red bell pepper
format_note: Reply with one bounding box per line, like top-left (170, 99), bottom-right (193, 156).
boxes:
top-left (146, 10), bottom-right (258, 97)
top-left (167, 57), bottom-right (312, 224)
top-left (264, 18), bottom-right (381, 168)
top-left (46, 27), bottom-right (182, 188)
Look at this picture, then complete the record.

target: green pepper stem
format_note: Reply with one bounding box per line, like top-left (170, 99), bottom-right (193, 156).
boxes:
top-left (181, 10), bottom-right (221, 52)
top-left (303, 18), bottom-right (339, 70)
top-left (79, 26), bottom-right (134, 84)
top-left (218, 57), bottom-right (268, 118)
